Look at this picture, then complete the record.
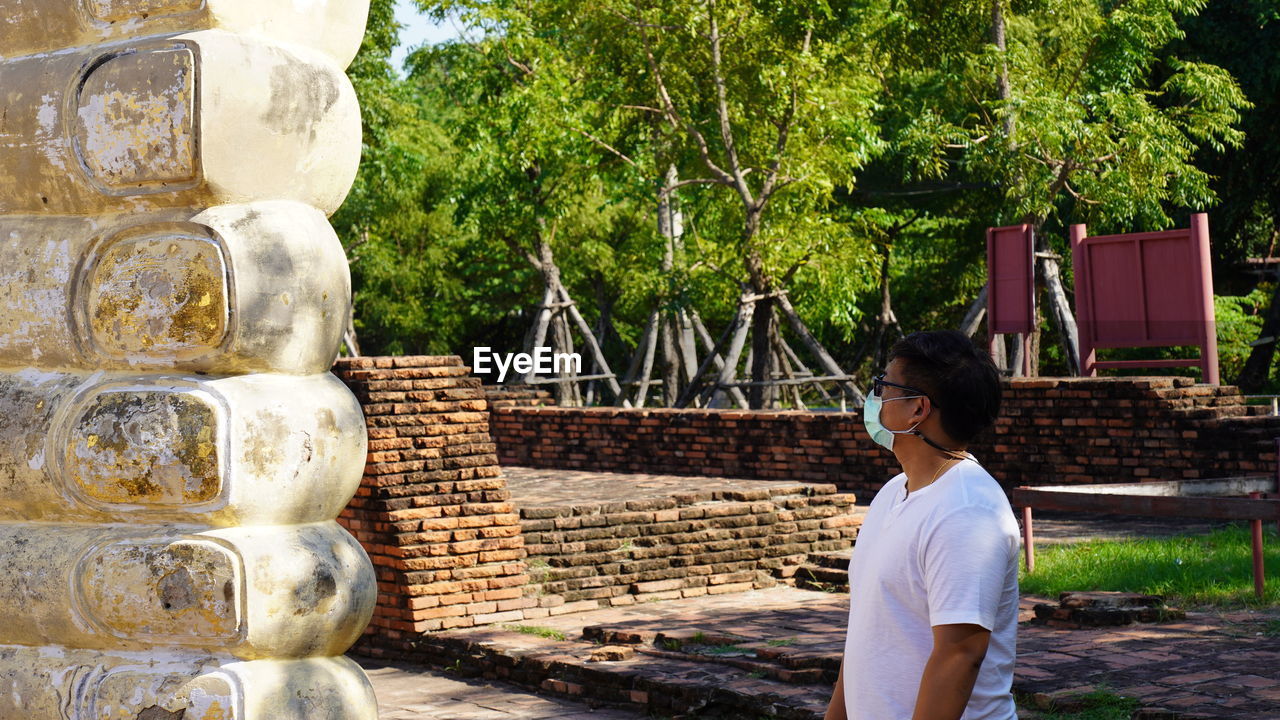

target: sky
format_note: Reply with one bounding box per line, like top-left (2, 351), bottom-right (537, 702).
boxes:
top-left (391, 0), bottom-right (464, 72)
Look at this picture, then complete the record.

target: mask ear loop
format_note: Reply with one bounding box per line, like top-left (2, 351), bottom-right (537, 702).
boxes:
top-left (906, 396), bottom-right (971, 460)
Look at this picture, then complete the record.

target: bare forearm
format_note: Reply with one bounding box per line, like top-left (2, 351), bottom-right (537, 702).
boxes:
top-left (825, 660), bottom-right (848, 720)
top-left (910, 648), bottom-right (983, 720)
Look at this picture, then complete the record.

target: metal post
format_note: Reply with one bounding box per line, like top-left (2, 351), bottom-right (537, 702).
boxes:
top-left (1021, 506), bottom-right (1035, 573)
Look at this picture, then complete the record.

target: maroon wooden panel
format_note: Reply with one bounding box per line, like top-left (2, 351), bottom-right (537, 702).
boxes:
top-left (986, 225), bottom-right (1035, 335)
top-left (1070, 214), bottom-right (1219, 384)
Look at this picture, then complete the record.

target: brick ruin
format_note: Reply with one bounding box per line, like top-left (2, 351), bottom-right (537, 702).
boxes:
top-left (334, 358), bottom-right (1280, 658)
top-left (331, 356), bottom-right (859, 658)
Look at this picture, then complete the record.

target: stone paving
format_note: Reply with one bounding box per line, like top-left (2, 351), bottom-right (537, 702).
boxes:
top-left (1016, 597), bottom-right (1280, 717)
top-left (393, 586), bottom-right (1280, 719)
top-left (366, 659), bottom-right (644, 719)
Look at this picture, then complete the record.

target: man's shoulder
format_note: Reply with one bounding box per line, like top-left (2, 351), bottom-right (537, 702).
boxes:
top-left (929, 462), bottom-right (1017, 527)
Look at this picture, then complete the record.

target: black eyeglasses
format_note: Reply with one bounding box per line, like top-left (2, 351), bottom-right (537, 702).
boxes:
top-left (871, 373), bottom-right (937, 406)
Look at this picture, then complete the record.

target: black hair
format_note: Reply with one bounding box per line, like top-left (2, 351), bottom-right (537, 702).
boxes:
top-left (887, 330), bottom-right (1002, 444)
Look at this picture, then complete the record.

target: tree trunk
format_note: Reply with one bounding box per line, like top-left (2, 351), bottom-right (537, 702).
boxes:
top-left (991, 0), bottom-right (1015, 140)
top-left (677, 310), bottom-right (699, 384)
top-left (660, 313), bottom-right (680, 406)
top-left (550, 310), bottom-right (575, 405)
top-left (960, 286), bottom-right (988, 338)
top-left (748, 297), bottom-right (777, 409)
top-left (1237, 281), bottom-right (1280, 392)
top-left (1036, 233), bottom-right (1080, 375)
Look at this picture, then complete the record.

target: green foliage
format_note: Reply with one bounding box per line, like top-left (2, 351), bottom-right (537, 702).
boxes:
top-left (332, 0), bottom-right (1264, 383)
top-left (1020, 525), bottom-right (1280, 608)
top-left (335, 0), bottom-right (471, 354)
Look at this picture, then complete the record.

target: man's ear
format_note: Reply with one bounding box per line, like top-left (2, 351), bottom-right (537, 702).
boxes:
top-left (911, 396), bottom-right (931, 423)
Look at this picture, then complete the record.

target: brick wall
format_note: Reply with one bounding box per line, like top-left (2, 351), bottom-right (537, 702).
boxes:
top-left (491, 376), bottom-right (1280, 496)
top-left (333, 356), bottom-right (530, 656)
top-left (514, 477), bottom-right (859, 612)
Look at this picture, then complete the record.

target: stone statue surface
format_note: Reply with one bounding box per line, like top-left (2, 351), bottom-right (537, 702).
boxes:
top-left (0, 1), bottom-right (378, 717)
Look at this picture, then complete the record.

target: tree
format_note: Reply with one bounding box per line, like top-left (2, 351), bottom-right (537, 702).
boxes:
top-left (857, 0), bottom-right (1248, 375)
top-left (406, 28), bottom-right (645, 405)
top-left (1177, 2), bottom-right (1280, 391)
top-left (334, 0), bottom-right (470, 356)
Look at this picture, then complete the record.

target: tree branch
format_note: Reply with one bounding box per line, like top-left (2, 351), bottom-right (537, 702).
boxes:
top-left (561, 123), bottom-right (639, 167)
top-left (634, 13), bottom-right (736, 186)
top-left (707, 0), bottom-right (753, 208)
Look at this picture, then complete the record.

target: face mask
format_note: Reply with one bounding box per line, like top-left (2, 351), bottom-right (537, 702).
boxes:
top-left (863, 392), bottom-right (923, 451)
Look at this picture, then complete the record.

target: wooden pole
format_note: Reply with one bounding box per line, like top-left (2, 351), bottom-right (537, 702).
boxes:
top-left (776, 292), bottom-right (863, 404)
top-left (683, 311), bottom-right (749, 409)
top-left (621, 311), bottom-right (657, 395)
top-left (710, 296), bottom-right (756, 408)
top-left (960, 286), bottom-right (988, 338)
top-left (1021, 506), bottom-right (1035, 574)
top-left (634, 312), bottom-right (660, 407)
top-left (1251, 491), bottom-right (1266, 600)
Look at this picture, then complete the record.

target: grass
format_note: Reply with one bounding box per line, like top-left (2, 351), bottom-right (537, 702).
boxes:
top-left (1018, 689), bottom-right (1141, 720)
top-left (1020, 524), bottom-right (1280, 608)
top-left (503, 624), bottom-right (568, 641)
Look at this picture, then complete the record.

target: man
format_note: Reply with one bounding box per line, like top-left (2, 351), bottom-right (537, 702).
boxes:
top-left (826, 330), bottom-right (1019, 720)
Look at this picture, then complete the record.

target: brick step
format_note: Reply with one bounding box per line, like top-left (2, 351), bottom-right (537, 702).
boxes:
top-left (806, 550), bottom-right (852, 570)
top-left (415, 627), bottom-right (832, 719)
top-left (793, 565), bottom-right (849, 593)
top-left (1169, 404), bottom-right (1256, 420)
top-left (1149, 384), bottom-right (1239, 400)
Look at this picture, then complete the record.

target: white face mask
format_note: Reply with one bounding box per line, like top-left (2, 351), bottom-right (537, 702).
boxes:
top-left (862, 392), bottom-right (924, 451)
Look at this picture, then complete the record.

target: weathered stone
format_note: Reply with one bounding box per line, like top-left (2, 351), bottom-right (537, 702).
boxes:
top-left (0, 202), bottom-right (351, 374)
top-left (0, 32), bottom-right (360, 215)
top-left (0, 522), bottom-right (374, 657)
top-left (0, 650), bottom-right (377, 719)
top-left (0, 0), bottom-right (375, 716)
top-left (0, 0), bottom-right (370, 66)
top-left (0, 371), bottom-right (364, 525)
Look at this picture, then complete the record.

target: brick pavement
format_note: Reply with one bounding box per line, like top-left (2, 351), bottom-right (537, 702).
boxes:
top-left (391, 586), bottom-right (1280, 719)
top-left (1016, 597), bottom-right (1280, 717)
top-left (365, 659), bottom-right (644, 719)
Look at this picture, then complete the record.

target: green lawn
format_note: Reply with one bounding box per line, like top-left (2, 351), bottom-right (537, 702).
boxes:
top-left (1020, 524), bottom-right (1280, 608)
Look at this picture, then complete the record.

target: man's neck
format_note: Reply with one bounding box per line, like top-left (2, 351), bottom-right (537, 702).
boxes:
top-left (897, 439), bottom-right (967, 494)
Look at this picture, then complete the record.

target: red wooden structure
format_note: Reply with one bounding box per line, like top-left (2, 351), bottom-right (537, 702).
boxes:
top-left (1070, 213), bottom-right (1218, 385)
top-left (986, 224), bottom-right (1035, 376)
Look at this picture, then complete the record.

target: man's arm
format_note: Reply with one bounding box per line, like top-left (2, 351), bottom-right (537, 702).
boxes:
top-left (910, 623), bottom-right (990, 720)
top-left (824, 659), bottom-right (848, 720)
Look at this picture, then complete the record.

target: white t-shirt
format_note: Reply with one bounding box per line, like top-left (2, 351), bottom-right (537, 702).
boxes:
top-left (842, 456), bottom-right (1020, 720)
